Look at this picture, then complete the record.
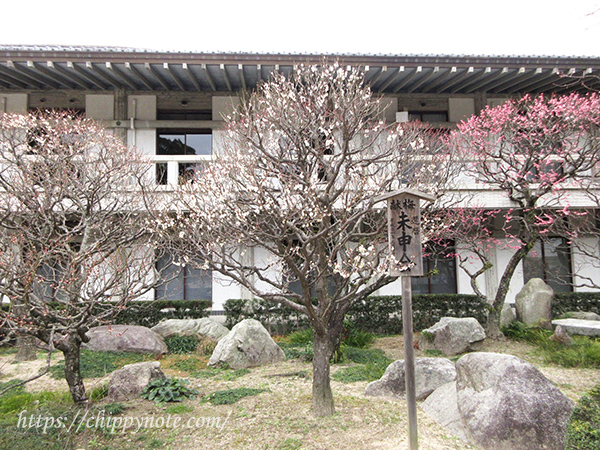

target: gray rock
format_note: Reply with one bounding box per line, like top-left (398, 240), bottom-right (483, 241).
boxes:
top-left (551, 318), bottom-right (600, 337)
top-left (365, 357), bottom-right (456, 400)
top-left (208, 319), bottom-right (285, 369)
top-left (151, 318), bottom-right (229, 341)
top-left (563, 311), bottom-right (600, 321)
top-left (421, 382), bottom-right (468, 442)
top-left (550, 325), bottom-right (574, 345)
top-left (515, 278), bottom-right (554, 328)
top-left (418, 317), bottom-right (486, 356)
top-left (500, 303), bottom-right (517, 329)
top-left (83, 325), bottom-right (167, 356)
top-left (108, 361), bottom-right (165, 402)
top-left (456, 352), bottom-right (573, 450)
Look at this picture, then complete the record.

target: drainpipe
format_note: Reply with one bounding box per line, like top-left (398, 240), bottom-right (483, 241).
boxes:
top-left (130, 99), bottom-right (137, 146)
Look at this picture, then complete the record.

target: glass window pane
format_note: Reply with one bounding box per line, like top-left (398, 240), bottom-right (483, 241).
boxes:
top-left (157, 134), bottom-right (186, 155)
top-left (430, 258), bottom-right (457, 294)
top-left (185, 265), bottom-right (212, 301)
top-left (156, 255), bottom-right (184, 300)
top-left (523, 240), bottom-right (544, 284)
top-left (544, 238), bottom-right (572, 293)
top-left (186, 134), bottom-right (212, 156)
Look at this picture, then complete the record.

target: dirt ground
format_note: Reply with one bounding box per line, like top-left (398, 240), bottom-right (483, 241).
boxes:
top-left (1, 336), bottom-right (598, 450)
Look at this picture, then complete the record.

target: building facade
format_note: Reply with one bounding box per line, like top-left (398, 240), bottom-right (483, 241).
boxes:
top-left (1, 45), bottom-right (600, 312)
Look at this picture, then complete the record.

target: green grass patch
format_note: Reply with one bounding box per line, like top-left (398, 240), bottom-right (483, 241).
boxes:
top-left (332, 347), bottom-right (392, 383)
top-left (169, 355), bottom-right (208, 373)
top-left (190, 367), bottom-right (250, 381)
top-left (505, 323), bottom-right (600, 368)
top-left (279, 343), bottom-right (314, 361)
top-left (202, 387), bottom-right (268, 405)
top-left (49, 350), bottom-right (149, 379)
top-left (165, 335), bottom-right (199, 354)
top-left (164, 403), bottom-right (194, 414)
top-left (566, 384), bottom-right (600, 449)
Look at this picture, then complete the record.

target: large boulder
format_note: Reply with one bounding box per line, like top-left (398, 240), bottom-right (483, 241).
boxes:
top-left (83, 325), bottom-right (167, 356)
top-left (208, 319), bottom-right (285, 369)
top-left (500, 303), bottom-right (517, 329)
top-left (107, 361), bottom-right (165, 402)
top-left (421, 381), bottom-right (468, 442)
top-left (515, 278), bottom-right (554, 328)
top-left (365, 357), bottom-right (456, 401)
top-left (562, 311), bottom-right (600, 321)
top-left (418, 317), bottom-right (486, 356)
top-left (151, 318), bottom-right (229, 341)
top-left (456, 352), bottom-right (573, 450)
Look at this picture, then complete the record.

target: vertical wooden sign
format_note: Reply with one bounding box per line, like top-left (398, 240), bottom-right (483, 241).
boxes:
top-left (388, 192), bottom-right (429, 277)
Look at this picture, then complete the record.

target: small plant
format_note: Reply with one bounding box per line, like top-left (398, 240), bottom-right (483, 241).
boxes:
top-left (104, 403), bottom-right (126, 415)
top-left (279, 343), bottom-right (313, 361)
top-left (202, 387), bottom-right (267, 405)
top-left (341, 320), bottom-right (375, 348)
top-left (89, 383), bottom-right (109, 401)
top-left (141, 377), bottom-right (199, 403)
top-left (566, 384), bottom-right (600, 449)
top-left (165, 335), bottom-right (199, 354)
top-left (285, 329), bottom-right (313, 345)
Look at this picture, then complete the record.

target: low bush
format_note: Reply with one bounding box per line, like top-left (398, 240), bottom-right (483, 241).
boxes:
top-left (225, 294), bottom-right (487, 335)
top-left (554, 293), bottom-right (600, 318)
top-left (141, 377), bottom-right (199, 403)
top-left (566, 384), bottom-right (600, 450)
top-left (165, 335), bottom-right (199, 354)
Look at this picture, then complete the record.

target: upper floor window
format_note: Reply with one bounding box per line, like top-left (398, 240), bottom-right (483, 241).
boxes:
top-left (523, 237), bottom-right (572, 292)
top-left (156, 130), bottom-right (212, 184)
top-left (412, 241), bottom-right (457, 294)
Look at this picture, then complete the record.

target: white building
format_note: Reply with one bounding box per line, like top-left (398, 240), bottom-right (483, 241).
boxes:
top-left (1, 45), bottom-right (599, 313)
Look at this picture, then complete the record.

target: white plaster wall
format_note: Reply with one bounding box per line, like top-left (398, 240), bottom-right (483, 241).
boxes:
top-left (86, 94), bottom-right (114, 120)
top-left (572, 235), bottom-right (600, 292)
top-left (127, 95), bottom-right (156, 153)
top-left (0, 93), bottom-right (27, 113)
top-left (449, 98), bottom-right (475, 123)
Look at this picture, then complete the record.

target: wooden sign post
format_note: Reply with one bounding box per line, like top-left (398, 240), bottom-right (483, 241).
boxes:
top-left (376, 189), bottom-right (436, 450)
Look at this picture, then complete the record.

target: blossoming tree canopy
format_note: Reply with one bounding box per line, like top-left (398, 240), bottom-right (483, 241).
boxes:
top-left (0, 110), bottom-right (166, 404)
top-left (440, 93), bottom-right (600, 337)
top-left (169, 63), bottom-right (456, 416)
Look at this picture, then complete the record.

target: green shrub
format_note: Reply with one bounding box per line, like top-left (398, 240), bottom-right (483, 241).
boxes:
top-left (202, 387), bottom-right (267, 405)
top-left (104, 402), bottom-right (126, 415)
top-left (554, 293), bottom-right (600, 318)
top-left (49, 350), bottom-right (148, 379)
top-left (341, 321), bottom-right (375, 348)
top-left (285, 329), bottom-right (313, 345)
top-left (165, 335), bottom-right (199, 354)
top-left (225, 294), bottom-right (487, 335)
top-left (141, 377), bottom-right (199, 403)
top-left (566, 384), bottom-right (600, 450)
top-left (89, 383), bottom-right (109, 401)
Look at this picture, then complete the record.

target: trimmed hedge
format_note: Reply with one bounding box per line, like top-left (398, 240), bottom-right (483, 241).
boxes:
top-left (553, 292), bottom-right (600, 318)
top-left (101, 299), bottom-right (211, 328)
top-left (224, 294), bottom-right (488, 334)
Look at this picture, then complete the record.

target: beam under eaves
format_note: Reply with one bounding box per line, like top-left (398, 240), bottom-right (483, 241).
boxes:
top-left (493, 68), bottom-right (543, 94)
top-left (1, 63), bottom-right (43, 89)
top-left (418, 66), bottom-right (457, 92)
top-left (145, 63), bottom-right (170, 90)
top-left (0, 67), bottom-right (28, 88)
top-left (106, 62), bottom-right (138, 90)
top-left (465, 67), bottom-right (512, 93)
top-left (378, 67), bottom-right (403, 92)
top-left (553, 69), bottom-right (595, 94)
top-left (368, 66), bottom-right (388, 87)
top-left (18, 61), bottom-right (61, 88)
top-left (164, 63), bottom-right (186, 91)
top-left (182, 63), bottom-right (202, 91)
top-left (522, 68), bottom-right (564, 93)
top-left (220, 64), bottom-right (232, 91)
top-left (126, 62), bottom-right (154, 90)
top-left (463, 67), bottom-right (507, 94)
top-left (436, 67), bottom-right (474, 93)
top-left (86, 62), bottom-right (123, 89)
top-left (534, 68), bottom-right (577, 94)
top-left (393, 66), bottom-right (423, 93)
top-left (66, 62), bottom-right (105, 89)
top-left (202, 64), bottom-right (217, 91)
top-left (238, 64), bottom-right (247, 90)
top-left (406, 67), bottom-right (440, 93)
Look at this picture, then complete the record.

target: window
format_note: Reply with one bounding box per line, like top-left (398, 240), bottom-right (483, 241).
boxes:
top-left (523, 238), bottom-right (572, 292)
top-left (155, 253), bottom-right (212, 301)
top-left (156, 130), bottom-right (212, 184)
top-left (412, 242), bottom-right (457, 294)
top-left (409, 111), bottom-right (448, 123)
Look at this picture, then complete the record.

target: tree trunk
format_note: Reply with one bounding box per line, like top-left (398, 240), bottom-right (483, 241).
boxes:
top-left (16, 334), bottom-right (37, 361)
top-left (58, 335), bottom-right (88, 405)
top-left (312, 331), bottom-right (335, 417)
top-left (486, 308), bottom-right (503, 340)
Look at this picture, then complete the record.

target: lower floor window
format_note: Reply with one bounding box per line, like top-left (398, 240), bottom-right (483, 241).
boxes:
top-left (155, 253), bottom-right (212, 301)
top-left (523, 237), bottom-right (572, 293)
top-left (412, 242), bottom-right (457, 294)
